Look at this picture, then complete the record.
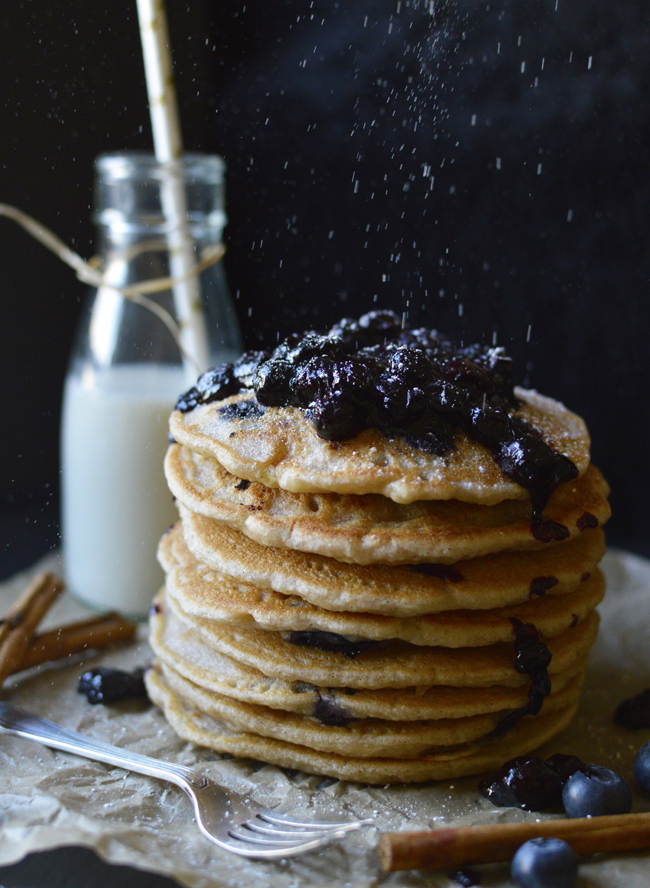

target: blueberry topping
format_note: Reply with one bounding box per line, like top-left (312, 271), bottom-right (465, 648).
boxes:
top-left (633, 740), bottom-right (650, 794)
top-left (562, 764), bottom-right (632, 818)
top-left (218, 399), bottom-right (265, 421)
top-left (175, 364), bottom-right (242, 412)
top-left (78, 666), bottom-right (147, 704)
top-left (174, 312), bottom-right (579, 521)
top-left (614, 689), bottom-right (650, 729)
top-left (510, 837), bottom-right (579, 888)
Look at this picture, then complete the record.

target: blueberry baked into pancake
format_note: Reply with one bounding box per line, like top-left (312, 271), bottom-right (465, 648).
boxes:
top-left (146, 311), bottom-right (610, 784)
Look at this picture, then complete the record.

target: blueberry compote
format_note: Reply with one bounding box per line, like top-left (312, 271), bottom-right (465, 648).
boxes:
top-left (175, 311), bottom-right (578, 522)
top-left (479, 753), bottom-right (585, 811)
top-left (494, 619), bottom-right (553, 733)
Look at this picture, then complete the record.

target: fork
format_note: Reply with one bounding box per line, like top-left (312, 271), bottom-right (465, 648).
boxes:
top-left (0, 700), bottom-right (373, 859)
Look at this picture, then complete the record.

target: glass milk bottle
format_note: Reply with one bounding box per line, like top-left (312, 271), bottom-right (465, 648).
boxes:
top-left (61, 152), bottom-right (241, 618)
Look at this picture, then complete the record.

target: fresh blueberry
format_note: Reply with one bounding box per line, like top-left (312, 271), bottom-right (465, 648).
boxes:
top-left (633, 740), bottom-right (650, 793)
top-left (562, 764), bottom-right (632, 818)
top-left (511, 838), bottom-right (579, 888)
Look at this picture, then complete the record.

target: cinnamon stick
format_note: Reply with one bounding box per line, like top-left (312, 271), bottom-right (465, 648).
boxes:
top-left (378, 812), bottom-right (650, 873)
top-left (19, 612), bottom-right (137, 672)
top-left (0, 572), bottom-right (64, 685)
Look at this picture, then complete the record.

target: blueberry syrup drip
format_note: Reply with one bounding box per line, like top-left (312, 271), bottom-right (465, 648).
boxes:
top-left (479, 753), bottom-right (585, 811)
top-left (614, 688), bottom-right (650, 729)
top-left (285, 629), bottom-right (382, 659)
top-left (531, 519), bottom-right (571, 543)
top-left (529, 576), bottom-right (559, 599)
top-left (175, 312), bottom-right (579, 521)
top-left (494, 618), bottom-right (552, 734)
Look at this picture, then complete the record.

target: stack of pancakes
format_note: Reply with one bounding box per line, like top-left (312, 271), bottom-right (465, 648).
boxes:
top-left (146, 347), bottom-right (610, 784)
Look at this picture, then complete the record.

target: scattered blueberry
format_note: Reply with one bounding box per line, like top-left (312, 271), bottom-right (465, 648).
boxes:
top-left (633, 740), bottom-right (650, 794)
top-left (510, 838), bottom-right (579, 888)
top-left (78, 666), bottom-right (147, 704)
top-left (614, 688), bottom-right (650, 729)
top-left (562, 764), bottom-right (632, 818)
top-left (449, 866), bottom-right (481, 886)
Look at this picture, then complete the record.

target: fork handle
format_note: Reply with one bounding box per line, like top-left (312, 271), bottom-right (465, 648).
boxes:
top-left (0, 700), bottom-right (202, 791)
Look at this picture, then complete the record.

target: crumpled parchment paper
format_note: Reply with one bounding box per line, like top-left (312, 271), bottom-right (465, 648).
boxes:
top-left (0, 548), bottom-right (650, 888)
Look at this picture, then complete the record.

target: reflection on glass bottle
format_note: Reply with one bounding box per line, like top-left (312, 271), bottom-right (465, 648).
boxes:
top-left (61, 152), bottom-right (241, 618)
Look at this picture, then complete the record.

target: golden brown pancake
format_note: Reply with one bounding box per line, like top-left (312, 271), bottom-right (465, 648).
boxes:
top-left (160, 525), bottom-right (605, 647)
top-left (169, 388), bottom-right (590, 505)
top-left (165, 444), bottom-right (610, 564)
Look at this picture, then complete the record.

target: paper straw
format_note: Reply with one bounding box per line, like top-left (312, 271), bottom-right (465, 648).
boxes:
top-left (135, 0), bottom-right (210, 373)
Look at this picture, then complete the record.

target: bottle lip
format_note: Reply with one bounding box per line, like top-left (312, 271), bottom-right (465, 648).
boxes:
top-left (94, 151), bottom-right (225, 184)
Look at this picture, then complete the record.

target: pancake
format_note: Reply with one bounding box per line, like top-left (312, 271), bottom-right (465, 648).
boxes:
top-left (146, 664), bottom-right (581, 784)
top-left (160, 525), bottom-right (605, 647)
top-left (149, 600), bottom-right (589, 722)
top-left (156, 658), bottom-right (584, 759)
top-left (172, 514), bottom-right (606, 615)
top-left (163, 587), bottom-right (600, 690)
top-left (166, 444), bottom-right (610, 564)
top-left (169, 387), bottom-right (591, 505)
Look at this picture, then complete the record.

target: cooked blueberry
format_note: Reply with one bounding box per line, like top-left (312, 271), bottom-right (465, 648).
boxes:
top-left (510, 838), bottom-right (579, 888)
top-left (478, 756), bottom-right (563, 811)
top-left (175, 363), bottom-right (241, 411)
top-left (562, 765), bottom-right (632, 817)
top-left (633, 740), bottom-right (650, 794)
top-left (78, 666), bottom-right (147, 704)
top-left (545, 753), bottom-right (585, 785)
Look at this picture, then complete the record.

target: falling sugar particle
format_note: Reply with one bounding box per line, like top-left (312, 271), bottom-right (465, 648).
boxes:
top-left (471, 114), bottom-right (477, 126)
top-left (527, 325), bottom-right (532, 342)
top-left (537, 163), bottom-right (542, 175)
top-left (567, 209), bottom-right (573, 221)
top-left (492, 331), bottom-right (498, 345)
top-left (521, 61), bottom-right (526, 73)
top-left (496, 157), bottom-right (502, 170)
top-left (458, 304), bottom-right (464, 317)
top-left (588, 56), bottom-right (593, 69)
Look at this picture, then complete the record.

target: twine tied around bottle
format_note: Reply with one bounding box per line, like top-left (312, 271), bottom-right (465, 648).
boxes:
top-left (0, 201), bottom-right (224, 376)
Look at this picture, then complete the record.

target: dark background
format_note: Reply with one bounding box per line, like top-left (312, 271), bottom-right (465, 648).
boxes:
top-left (2, 0), bottom-right (650, 578)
